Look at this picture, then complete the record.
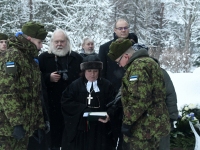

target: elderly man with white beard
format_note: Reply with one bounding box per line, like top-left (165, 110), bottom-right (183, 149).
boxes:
top-left (38, 29), bottom-right (83, 150)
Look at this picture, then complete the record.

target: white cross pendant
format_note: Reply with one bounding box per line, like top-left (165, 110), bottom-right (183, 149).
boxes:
top-left (87, 94), bottom-right (93, 105)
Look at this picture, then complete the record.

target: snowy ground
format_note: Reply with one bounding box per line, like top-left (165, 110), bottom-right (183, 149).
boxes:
top-left (167, 67), bottom-right (200, 110)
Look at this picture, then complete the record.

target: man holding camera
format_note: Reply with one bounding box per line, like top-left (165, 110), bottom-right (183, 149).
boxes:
top-left (38, 29), bottom-right (83, 150)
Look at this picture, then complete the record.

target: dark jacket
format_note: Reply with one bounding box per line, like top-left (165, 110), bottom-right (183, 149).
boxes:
top-left (79, 49), bottom-right (98, 58)
top-left (38, 51), bottom-right (83, 147)
top-left (161, 68), bottom-right (178, 120)
top-left (61, 77), bottom-right (115, 150)
top-left (151, 57), bottom-right (178, 121)
top-left (98, 33), bottom-right (138, 92)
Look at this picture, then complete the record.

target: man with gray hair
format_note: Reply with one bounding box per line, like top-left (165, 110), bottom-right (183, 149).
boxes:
top-left (80, 37), bottom-right (98, 57)
top-left (38, 29), bottom-right (83, 150)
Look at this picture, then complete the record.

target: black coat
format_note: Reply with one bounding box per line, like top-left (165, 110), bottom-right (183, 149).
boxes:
top-left (98, 33), bottom-right (138, 93)
top-left (38, 51), bottom-right (83, 148)
top-left (161, 68), bottom-right (178, 120)
top-left (61, 77), bottom-right (115, 150)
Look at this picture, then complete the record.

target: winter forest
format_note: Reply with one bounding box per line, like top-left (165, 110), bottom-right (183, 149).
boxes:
top-left (0, 0), bottom-right (200, 73)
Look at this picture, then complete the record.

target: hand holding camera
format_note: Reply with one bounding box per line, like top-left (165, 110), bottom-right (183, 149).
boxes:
top-left (56, 69), bottom-right (68, 80)
top-left (50, 71), bottom-right (61, 82)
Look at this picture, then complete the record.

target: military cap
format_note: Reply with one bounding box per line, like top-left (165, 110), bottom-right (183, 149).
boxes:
top-left (0, 33), bottom-right (8, 40)
top-left (108, 38), bottom-right (132, 61)
top-left (22, 21), bottom-right (47, 40)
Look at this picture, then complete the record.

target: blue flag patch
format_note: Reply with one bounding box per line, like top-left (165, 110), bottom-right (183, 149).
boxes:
top-left (129, 75), bottom-right (138, 81)
top-left (6, 62), bottom-right (15, 68)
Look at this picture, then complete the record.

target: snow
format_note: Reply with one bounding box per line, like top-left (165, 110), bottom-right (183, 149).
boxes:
top-left (168, 67), bottom-right (200, 110)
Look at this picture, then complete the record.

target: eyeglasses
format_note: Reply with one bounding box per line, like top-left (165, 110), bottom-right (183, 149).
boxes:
top-left (116, 55), bottom-right (123, 65)
top-left (115, 26), bottom-right (129, 31)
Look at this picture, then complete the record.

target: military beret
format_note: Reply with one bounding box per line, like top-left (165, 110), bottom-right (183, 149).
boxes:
top-left (0, 33), bottom-right (8, 40)
top-left (108, 38), bottom-right (132, 61)
top-left (22, 21), bottom-right (47, 40)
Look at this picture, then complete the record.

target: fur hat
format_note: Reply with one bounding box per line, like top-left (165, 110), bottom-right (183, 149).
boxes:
top-left (22, 21), bottom-right (48, 40)
top-left (0, 33), bottom-right (8, 40)
top-left (80, 55), bottom-right (103, 70)
top-left (108, 38), bottom-right (132, 61)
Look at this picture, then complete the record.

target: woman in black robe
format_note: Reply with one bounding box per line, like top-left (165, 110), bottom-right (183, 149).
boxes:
top-left (61, 55), bottom-right (116, 150)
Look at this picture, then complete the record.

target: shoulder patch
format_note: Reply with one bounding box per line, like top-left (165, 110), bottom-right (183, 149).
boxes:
top-left (5, 62), bottom-right (17, 74)
top-left (129, 75), bottom-right (138, 81)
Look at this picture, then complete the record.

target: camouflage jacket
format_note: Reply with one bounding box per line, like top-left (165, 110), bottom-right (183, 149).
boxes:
top-left (0, 35), bottom-right (45, 137)
top-left (121, 49), bottom-right (170, 141)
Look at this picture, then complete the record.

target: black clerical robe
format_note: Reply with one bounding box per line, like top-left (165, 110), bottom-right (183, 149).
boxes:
top-left (61, 77), bottom-right (115, 150)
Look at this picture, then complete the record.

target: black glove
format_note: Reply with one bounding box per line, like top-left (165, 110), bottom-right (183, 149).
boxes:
top-left (107, 104), bottom-right (118, 116)
top-left (12, 125), bottom-right (25, 140)
top-left (121, 123), bottom-right (132, 137)
top-left (45, 121), bottom-right (50, 134)
top-left (33, 129), bottom-right (44, 144)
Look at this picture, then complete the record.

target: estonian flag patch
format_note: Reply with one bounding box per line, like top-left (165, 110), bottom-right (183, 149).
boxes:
top-left (6, 62), bottom-right (15, 68)
top-left (129, 75), bottom-right (138, 81)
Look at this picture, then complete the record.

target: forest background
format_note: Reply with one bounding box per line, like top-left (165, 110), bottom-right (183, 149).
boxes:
top-left (1, 0), bottom-right (200, 73)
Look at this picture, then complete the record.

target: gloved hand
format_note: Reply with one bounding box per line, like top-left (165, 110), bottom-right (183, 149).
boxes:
top-left (121, 123), bottom-right (132, 137)
top-left (45, 121), bottom-right (50, 134)
top-left (12, 125), bottom-right (25, 140)
top-left (107, 104), bottom-right (118, 116)
top-left (33, 129), bottom-right (44, 144)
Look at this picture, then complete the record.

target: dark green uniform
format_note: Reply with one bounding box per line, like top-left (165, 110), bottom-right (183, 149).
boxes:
top-left (0, 35), bottom-right (45, 150)
top-left (121, 50), bottom-right (170, 150)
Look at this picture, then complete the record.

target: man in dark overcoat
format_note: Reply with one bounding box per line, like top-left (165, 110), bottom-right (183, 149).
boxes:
top-left (38, 29), bottom-right (83, 150)
top-left (98, 18), bottom-right (138, 150)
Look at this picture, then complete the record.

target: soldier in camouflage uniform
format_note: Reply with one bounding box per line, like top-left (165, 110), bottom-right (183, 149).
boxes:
top-left (0, 33), bottom-right (8, 52)
top-left (107, 39), bottom-right (171, 150)
top-left (0, 22), bottom-right (48, 150)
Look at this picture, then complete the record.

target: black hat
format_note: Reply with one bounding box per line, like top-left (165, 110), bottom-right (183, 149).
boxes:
top-left (80, 55), bottom-right (103, 70)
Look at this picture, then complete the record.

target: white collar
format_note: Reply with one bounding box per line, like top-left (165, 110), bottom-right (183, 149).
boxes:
top-left (86, 80), bottom-right (100, 92)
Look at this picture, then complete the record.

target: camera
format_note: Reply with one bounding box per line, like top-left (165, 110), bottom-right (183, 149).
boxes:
top-left (57, 69), bottom-right (68, 80)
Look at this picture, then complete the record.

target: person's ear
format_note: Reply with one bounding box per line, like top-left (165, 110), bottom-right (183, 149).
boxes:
top-left (124, 54), bottom-right (129, 59)
top-left (27, 36), bottom-right (31, 41)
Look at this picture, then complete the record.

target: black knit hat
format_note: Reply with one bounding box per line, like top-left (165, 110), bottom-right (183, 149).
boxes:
top-left (22, 21), bottom-right (48, 40)
top-left (0, 33), bottom-right (8, 40)
top-left (80, 55), bottom-right (103, 70)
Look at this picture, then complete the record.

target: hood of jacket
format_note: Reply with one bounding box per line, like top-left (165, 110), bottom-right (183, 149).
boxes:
top-left (8, 35), bottom-right (38, 58)
top-left (125, 49), bottom-right (149, 70)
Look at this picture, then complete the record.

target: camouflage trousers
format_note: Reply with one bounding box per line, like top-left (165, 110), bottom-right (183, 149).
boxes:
top-left (122, 135), bottom-right (160, 150)
top-left (0, 136), bottom-right (29, 150)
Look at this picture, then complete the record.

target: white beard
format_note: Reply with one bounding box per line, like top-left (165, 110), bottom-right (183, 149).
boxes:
top-left (50, 45), bottom-right (70, 57)
top-left (85, 50), bottom-right (95, 54)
